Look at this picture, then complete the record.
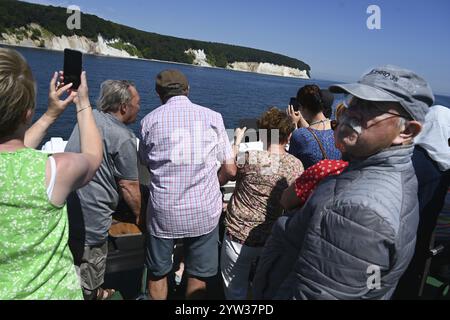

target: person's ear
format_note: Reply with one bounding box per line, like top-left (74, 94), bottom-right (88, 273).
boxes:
top-left (392, 120), bottom-right (422, 145)
top-left (120, 103), bottom-right (128, 115)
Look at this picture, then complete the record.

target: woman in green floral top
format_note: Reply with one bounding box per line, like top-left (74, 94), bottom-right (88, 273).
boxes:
top-left (0, 48), bottom-right (103, 300)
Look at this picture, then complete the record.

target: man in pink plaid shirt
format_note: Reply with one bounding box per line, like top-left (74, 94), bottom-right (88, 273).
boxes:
top-left (139, 70), bottom-right (236, 300)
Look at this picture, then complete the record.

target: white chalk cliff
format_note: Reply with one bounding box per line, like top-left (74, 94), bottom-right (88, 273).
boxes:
top-left (0, 24), bottom-right (137, 58)
top-left (227, 62), bottom-right (309, 79)
top-left (185, 48), bottom-right (309, 79)
top-left (184, 49), bottom-right (211, 67)
top-left (1, 24), bottom-right (310, 79)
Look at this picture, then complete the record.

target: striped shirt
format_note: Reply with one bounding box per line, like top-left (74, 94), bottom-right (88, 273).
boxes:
top-left (140, 96), bottom-right (233, 238)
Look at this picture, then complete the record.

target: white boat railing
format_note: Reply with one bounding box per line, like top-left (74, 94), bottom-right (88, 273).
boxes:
top-left (41, 137), bottom-right (68, 154)
top-left (41, 137), bottom-right (264, 203)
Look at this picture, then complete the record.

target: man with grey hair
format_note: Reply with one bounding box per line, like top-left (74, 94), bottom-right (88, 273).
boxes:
top-left (253, 65), bottom-right (435, 300)
top-left (65, 80), bottom-right (142, 300)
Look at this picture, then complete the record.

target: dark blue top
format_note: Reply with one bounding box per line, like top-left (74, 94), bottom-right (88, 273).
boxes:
top-left (289, 128), bottom-right (341, 169)
top-left (413, 146), bottom-right (447, 213)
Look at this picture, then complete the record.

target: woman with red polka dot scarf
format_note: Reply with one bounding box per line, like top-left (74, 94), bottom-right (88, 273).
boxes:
top-left (281, 103), bottom-right (349, 211)
top-left (281, 159), bottom-right (349, 211)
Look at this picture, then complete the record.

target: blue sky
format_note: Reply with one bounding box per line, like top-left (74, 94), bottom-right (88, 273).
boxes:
top-left (24, 0), bottom-right (450, 95)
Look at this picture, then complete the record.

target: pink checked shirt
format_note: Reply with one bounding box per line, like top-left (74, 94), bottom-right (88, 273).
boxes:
top-left (139, 96), bottom-right (233, 238)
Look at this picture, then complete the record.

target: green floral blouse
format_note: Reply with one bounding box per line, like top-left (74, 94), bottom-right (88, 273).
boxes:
top-left (0, 148), bottom-right (82, 300)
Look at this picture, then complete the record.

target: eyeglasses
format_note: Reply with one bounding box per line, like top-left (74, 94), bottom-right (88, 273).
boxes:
top-left (330, 95), bottom-right (412, 132)
top-left (343, 95), bottom-right (412, 121)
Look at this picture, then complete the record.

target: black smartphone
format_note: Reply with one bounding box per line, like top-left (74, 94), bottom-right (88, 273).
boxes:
top-left (238, 118), bottom-right (259, 143)
top-left (239, 118), bottom-right (258, 130)
top-left (290, 97), bottom-right (299, 111)
top-left (63, 49), bottom-right (82, 90)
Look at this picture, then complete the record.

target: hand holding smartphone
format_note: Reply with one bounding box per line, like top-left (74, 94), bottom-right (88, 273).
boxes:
top-left (239, 118), bottom-right (258, 131)
top-left (238, 118), bottom-right (259, 143)
top-left (289, 97), bottom-right (299, 112)
top-left (63, 49), bottom-right (82, 90)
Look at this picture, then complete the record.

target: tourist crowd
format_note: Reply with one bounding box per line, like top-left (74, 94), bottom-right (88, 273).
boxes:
top-left (0, 48), bottom-right (449, 300)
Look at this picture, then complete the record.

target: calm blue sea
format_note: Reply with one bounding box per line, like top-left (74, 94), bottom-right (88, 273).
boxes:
top-left (4, 45), bottom-right (450, 143)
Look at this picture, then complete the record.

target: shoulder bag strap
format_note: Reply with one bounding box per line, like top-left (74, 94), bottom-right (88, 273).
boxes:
top-left (307, 127), bottom-right (328, 160)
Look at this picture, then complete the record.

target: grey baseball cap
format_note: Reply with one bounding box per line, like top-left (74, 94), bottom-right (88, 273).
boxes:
top-left (329, 65), bottom-right (435, 123)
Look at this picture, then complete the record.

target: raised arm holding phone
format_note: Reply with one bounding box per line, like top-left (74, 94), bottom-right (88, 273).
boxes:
top-left (49, 71), bottom-right (103, 206)
top-left (0, 47), bottom-right (102, 300)
top-left (287, 98), bottom-right (309, 129)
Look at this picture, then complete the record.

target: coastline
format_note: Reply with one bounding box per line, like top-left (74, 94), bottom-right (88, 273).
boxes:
top-left (2, 43), bottom-right (448, 98)
top-left (0, 42), bottom-right (310, 81)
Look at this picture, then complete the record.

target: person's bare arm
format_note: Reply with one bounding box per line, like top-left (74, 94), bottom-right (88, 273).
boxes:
top-left (25, 72), bottom-right (74, 148)
top-left (47, 72), bottom-right (103, 206)
top-left (72, 72), bottom-right (103, 184)
top-left (118, 179), bottom-right (142, 224)
top-left (218, 160), bottom-right (237, 186)
top-left (287, 105), bottom-right (309, 129)
top-left (218, 127), bottom-right (247, 186)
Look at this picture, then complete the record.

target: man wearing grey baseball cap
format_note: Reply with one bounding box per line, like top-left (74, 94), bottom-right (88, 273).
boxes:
top-left (253, 65), bottom-right (435, 300)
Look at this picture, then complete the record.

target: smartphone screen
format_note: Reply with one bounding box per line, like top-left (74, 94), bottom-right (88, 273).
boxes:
top-left (290, 97), bottom-right (300, 111)
top-left (238, 118), bottom-right (259, 143)
top-left (239, 118), bottom-right (258, 130)
top-left (63, 49), bottom-right (82, 90)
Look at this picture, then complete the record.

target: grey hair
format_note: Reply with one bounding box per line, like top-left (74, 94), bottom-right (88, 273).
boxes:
top-left (97, 80), bottom-right (135, 113)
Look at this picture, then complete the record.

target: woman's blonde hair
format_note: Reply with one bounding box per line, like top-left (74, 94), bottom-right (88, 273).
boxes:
top-left (0, 48), bottom-right (36, 138)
